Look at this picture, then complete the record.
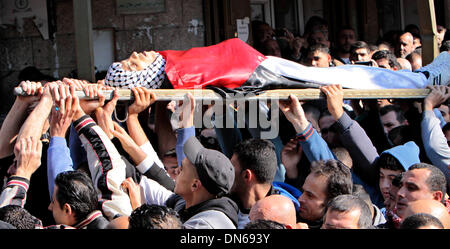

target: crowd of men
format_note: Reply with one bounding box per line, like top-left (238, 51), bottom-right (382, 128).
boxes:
top-left (0, 16), bottom-right (449, 230)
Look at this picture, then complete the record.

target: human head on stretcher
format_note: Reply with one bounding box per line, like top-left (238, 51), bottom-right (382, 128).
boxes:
top-left (104, 51), bottom-right (167, 89)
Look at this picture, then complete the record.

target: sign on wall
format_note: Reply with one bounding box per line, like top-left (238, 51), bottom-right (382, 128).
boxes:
top-left (116, 0), bottom-right (166, 14)
top-left (0, 0), bottom-right (49, 39)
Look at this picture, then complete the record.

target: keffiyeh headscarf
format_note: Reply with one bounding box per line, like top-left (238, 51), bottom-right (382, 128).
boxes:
top-left (105, 52), bottom-right (166, 89)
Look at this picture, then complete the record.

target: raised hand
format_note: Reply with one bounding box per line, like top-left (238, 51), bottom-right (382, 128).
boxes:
top-left (95, 89), bottom-right (119, 139)
top-left (424, 85), bottom-right (450, 111)
top-left (79, 83), bottom-right (106, 115)
top-left (179, 92), bottom-right (196, 128)
top-left (121, 177), bottom-right (144, 210)
top-left (128, 87), bottom-right (156, 116)
top-left (281, 138), bottom-right (303, 179)
top-left (13, 137), bottom-right (43, 180)
top-left (50, 85), bottom-right (78, 138)
top-left (321, 84), bottom-right (344, 120)
top-left (279, 94), bottom-right (309, 133)
top-left (111, 122), bottom-right (147, 165)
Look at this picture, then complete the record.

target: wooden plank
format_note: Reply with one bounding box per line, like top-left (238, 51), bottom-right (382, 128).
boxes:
top-left (73, 0), bottom-right (95, 82)
top-left (417, 0), bottom-right (439, 65)
top-left (13, 87), bottom-right (431, 101)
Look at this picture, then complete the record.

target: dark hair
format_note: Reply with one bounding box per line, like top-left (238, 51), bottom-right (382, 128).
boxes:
top-left (307, 43), bottom-right (330, 55)
top-left (0, 205), bottom-right (42, 229)
top-left (375, 153), bottom-right (405, 172)
top-left (379, 104), bottom-right (407, 123)
top-left (18, 66), bottom-right (57, 82)
top-left (129, 204), bottom-right (182, 229)
top-left (400, 213), bottom-right (444, 229)
top-left (408, 163), bottom-right (447, 203)
top-left (54, 171), bottom-right (99, 222)
top-left (350, 41), bottom-right (370, 54)
top-left (443, 122), bottom-right (450, 137)
top-left (244, 219), bottom-right (287, 229)
top-left (371, 50), bottom-right (401, 69)
top-left (388, 125), bottom-right (415, 146)
top-left (325, 194), bottom-right (373, 229)
top-left (440, 40), bottom-right (450, 53)
top-left (233, 139), bottom-right (277, 183)
top-left (404, 24), bottom-right (420, 34)
top-left (310, 159), bottom-right (353, 203)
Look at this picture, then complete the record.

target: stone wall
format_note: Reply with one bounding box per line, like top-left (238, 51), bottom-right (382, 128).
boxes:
top-left (0, 0), bottom-right (205, 115)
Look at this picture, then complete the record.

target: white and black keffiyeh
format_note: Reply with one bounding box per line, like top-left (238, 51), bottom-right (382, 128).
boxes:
top-left (105, 52), bottom-right (166, 89)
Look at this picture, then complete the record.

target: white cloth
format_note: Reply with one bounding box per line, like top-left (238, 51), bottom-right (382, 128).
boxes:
top-left (261, 56), bottom-right (429, 89)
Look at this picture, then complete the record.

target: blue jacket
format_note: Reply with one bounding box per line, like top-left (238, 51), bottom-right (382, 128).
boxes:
top-left (272, 181), bottom-right (302, 211)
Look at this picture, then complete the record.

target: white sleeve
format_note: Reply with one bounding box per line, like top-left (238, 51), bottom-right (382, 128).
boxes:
top-left (136, 141), bottom-right (165, 173)
top-left (139, 175), bottom-right (174, 206)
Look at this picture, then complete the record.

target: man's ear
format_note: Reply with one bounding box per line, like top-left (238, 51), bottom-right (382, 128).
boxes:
top-left (63, 203), bottom-right (73, 216)
top-left (191, 179), bottom-right (202, 192)
top-left (243, 169), bottom-right (253, 183)
top-left (432, 191), bottom-right (443, 202)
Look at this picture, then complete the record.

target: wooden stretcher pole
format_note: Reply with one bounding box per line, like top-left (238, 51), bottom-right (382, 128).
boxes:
top-left (417, 0), bottom-right (439, 65)
top-left (13, 87), bottom-right (431, 101)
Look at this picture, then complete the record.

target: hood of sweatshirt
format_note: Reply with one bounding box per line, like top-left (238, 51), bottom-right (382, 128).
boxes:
top-left (380, 141), bottom-right (420, 171)
top-left (179, 196), bottom-right (239, 227)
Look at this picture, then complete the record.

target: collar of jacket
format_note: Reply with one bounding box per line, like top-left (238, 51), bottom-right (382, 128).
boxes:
top-left (73, 210), bottom-right (104, 229)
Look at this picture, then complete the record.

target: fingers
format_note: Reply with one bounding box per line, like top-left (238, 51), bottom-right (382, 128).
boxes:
top-left (149, 91), bottom-right (157, 105)
top-left (20, 81), bottom-right (43, 96)
top-left (111, 122), bottom-right (127, 138)
top-left (103, 89), bottom-right (119, 113)
top-left (186, 92), bottom-right (195, 110)
top-left (121, 177), bottom-right (137, 192)
top-left (132, 87), bottom-right (142, 104)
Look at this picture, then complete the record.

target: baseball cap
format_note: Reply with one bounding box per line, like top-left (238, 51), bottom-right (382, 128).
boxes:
top-left (184, 136), bottom-right (235, 196)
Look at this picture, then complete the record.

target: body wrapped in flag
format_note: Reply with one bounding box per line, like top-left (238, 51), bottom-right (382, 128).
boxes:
top-left (104, 38), bottom-right (450, 92)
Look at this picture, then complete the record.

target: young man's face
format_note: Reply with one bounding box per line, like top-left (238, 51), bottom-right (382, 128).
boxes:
top-left (380, 111), bottom-right (404, 134)
top-left (162, 156), bottom-right (179, 180)
top-left (396, 169), bottom-right (438, 217)
top-left (379, 168), bottom-right (403, 201)
top-left (438, 105), bottom-right (450, 123)
top-left (48, 186), bottom-right (72, 226)
top-left (350, 48), bottom-right (370, 63)
top-left (298, 173), bottom-right (328, 222)
top-left (229, 154), bottom-right (243, 196)
top-left (307, 51), bottom-right (330, 68)
top-left (120, 51), bottom-right (156, 71)
top-left (174, 158), bottom-right (198, 198)
top-left (319, 115), bottom-right (339, 148)
top-left (338, 30), bottom-right (356, 53)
